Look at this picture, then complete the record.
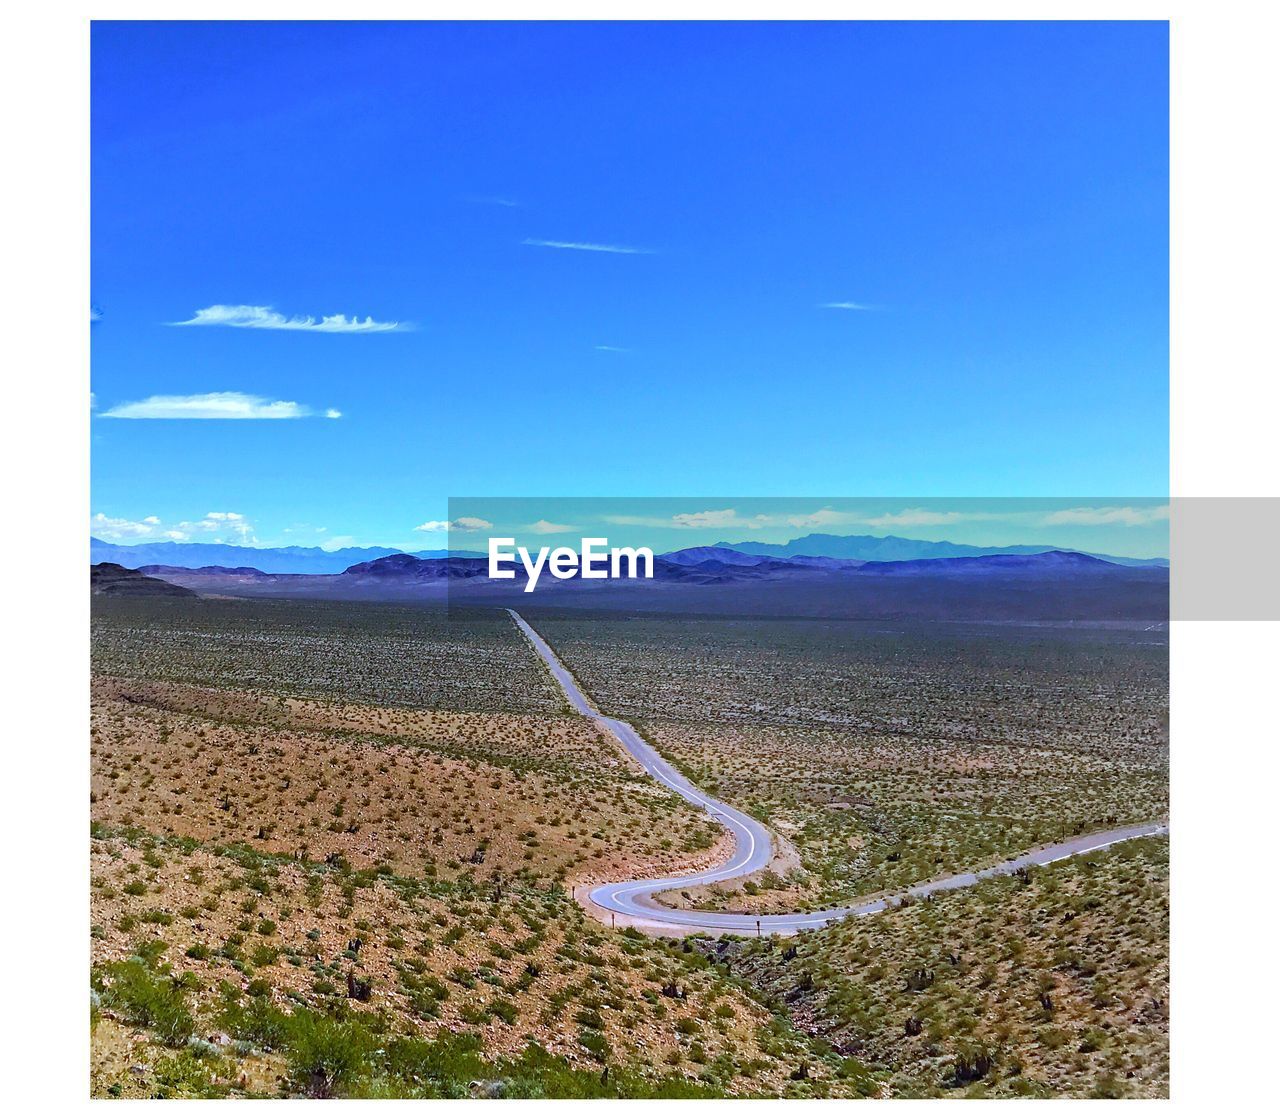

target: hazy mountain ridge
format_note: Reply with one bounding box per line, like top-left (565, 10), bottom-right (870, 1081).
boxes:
top-left (93, 532), bottom-right (1168, 575)
top-left (90, 537), bottom-right (483, 574)
top-left (717, 533), bottom-right (1169, 567)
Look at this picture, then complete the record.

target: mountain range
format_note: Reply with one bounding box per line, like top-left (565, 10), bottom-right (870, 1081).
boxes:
top-left (92, 532), bottom-right (1168, 574)
top-left (109, 545), bottom-right (1167, 623)
top-left (715, 533), bottom-right (1168, 568)
top-left (89, 538), bottom-right (484, 574)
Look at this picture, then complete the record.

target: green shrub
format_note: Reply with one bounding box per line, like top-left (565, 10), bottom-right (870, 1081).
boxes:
top-left (96, 958), bottom-right (193, 1046)
top-left (282, 1009), bottom-right (378, 1098)
top-left (578, 1028), bottom-right (611, 1062)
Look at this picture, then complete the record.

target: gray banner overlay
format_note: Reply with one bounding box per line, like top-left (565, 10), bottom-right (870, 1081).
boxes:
top-left (1172, 497), bottom-right (1279, 620)
top-left (435, 496), bottom-right (1275, 620)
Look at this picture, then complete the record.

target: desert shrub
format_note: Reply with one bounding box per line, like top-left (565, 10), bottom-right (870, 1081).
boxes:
top-left (490, 999), bottom-right (519, 1025)
top-left (218, 994), bottom-right (291, 1050)
top-left (578, 1028), bottom-right (611, 1062)
top-left (96, 958), bottom-right (193, 1046)
top-left (151, 1049), bottom-right (230, 1099)
top-left (281, 1008), bottom-right (378, 1098)
top-left (382, 1032), bottom-right (486, 1096)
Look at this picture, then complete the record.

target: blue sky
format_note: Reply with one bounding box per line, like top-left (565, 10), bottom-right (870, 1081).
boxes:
top-left (91, 21), bottom-right (1168, 554)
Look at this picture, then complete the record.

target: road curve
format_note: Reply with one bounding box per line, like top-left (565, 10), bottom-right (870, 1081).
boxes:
top-left (509, 609), bottom-right (1168, 936)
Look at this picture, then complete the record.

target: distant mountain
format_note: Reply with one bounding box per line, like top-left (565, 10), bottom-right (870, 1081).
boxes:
top-left (661, 546), bottom-right (863, 569)
top-left (717, 533), bottom-right (1169, 568)
top-left (91, 562), bottom-right (197, 598)
top-left (90, 538), bottom-right (482, 574)
top-left (330, 549), bottom-right (1121, 587)
top-left (661, 546), bottom-right (772, 567)
top-left (342, 554), bottom-right (489, 581)
top-left (140, 564), bottom-right (266, 576)
top-left (128, 548), bottom-right (1167, 622)
top-left (855, 550), bottom-right (1116, 576)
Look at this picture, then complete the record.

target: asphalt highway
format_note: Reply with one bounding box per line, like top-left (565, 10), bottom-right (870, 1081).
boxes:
top-left (509, 609), bottom-right (1168, 936)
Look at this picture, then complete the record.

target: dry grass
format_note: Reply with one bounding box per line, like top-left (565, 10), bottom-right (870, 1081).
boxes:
top-left (92, 598), bottom-right (564, 714)
top-left (532, 612), bottom-right (1167, 911)
top-left (723, 836), bottom-right (1170, 1098)
top-left (88, 598), bottom-right (1168, 1098)
top-left (90, 824), bottom-right (849, 1097)
top-left (91, 678), bottom-right (727, 889)
top-left (90, 598), bottom-right (858, 1097)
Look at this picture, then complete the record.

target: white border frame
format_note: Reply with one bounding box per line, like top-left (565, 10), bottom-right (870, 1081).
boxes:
top-left (5, 4), bottom-right (1277, 1111)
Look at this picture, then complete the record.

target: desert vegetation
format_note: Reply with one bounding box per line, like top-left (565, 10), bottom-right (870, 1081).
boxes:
top-left (532, 611), bottom-right (1168, 912)
top-left (720, 836), bottom-right (1170, 1097)
top-left (90, 598), bottom-right (855, 1097)
top-left (90, 596), bottom-right (1167, 1098)
top-left (91, 822), bottom-right (854, 1097)
top-left (92, 598), bottom-right (565, 714)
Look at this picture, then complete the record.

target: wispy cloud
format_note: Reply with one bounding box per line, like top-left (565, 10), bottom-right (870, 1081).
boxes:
top-left (671, 509), bottom-right (750, 529)
top-left (604, 509), bottom-right (773, 531)
top-left (413, 517), bottom-right (494, 534)
top-left (783, 508), bottom-right (864, 530)
top-left (861, 508), bottom-right (1003, 529)
top-left (528, 519), bottom-right (577, 534)
top-left (594, 345), bottom-right (630, 353)
top-left (1041, 505), bottom-right (1170, 527)
top-left (101, 391), bottom-right (342, 420)
top-left (602, 506), bottom-right (1013, 534)
top-left (522, 238), bottom-right (653, 255)
top-left (172, 305), bottom-right (407, 332)
top-left (466, 195), bottom-right (522, 208)
top-left (319, 535), bottom-right (358, 551)
top-left (92, 510), bottom-right (256, 544)
top-left (820, 301), bottom-right (874, 311)
top-left (92, 513), bottom-right (161, 539)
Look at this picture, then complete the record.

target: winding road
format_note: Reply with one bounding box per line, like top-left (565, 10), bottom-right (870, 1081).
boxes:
top-left (509, 609), bottom-right (1168, 936)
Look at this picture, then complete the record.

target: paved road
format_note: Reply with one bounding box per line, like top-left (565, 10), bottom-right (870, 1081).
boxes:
top-left (509, 609), bottom-right (1168, 936)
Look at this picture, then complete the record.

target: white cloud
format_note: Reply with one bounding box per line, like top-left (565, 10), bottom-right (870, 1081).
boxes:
top-left (467, 195), bottom-right (521, 208)
top-left (92, 510), bottom-right (256, 544)
top-left (600, 506), bottom-right (1012, 534)
top-left (528, 519), bottom-right (576, 534)
top-left (522, 238), bottom-right (653, 255)
top-left (92, 513), bottom-right (161, 539)
top-left (820, 301), bottom-right (874, 311)
top-left (784, 508), bottom-right (863, 530)
top-left (101, 391), bottom-right (339, 420)
top-left (325, 408), bottom-right (343, 420)
top-left (172, 305), bottom-right (406, 332)
top-left (413, 517), bottom-right (494, 534)
top-left (594, 345), bottom-right (629, 352)
top-left (602, 509), bottom-right (770, 530)
top-left (671, 508), bottom-right (747, 529)
top-left (862, 508), bottom-right (971, 528)
top-left (1041, 505), bottom-right (1170, 527)
top-left (177, 512), bottom-right (255, 541)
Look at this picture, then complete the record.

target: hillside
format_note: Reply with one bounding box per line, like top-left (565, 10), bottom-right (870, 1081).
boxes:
top-left (91, 563), bottom-right (197, 598)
